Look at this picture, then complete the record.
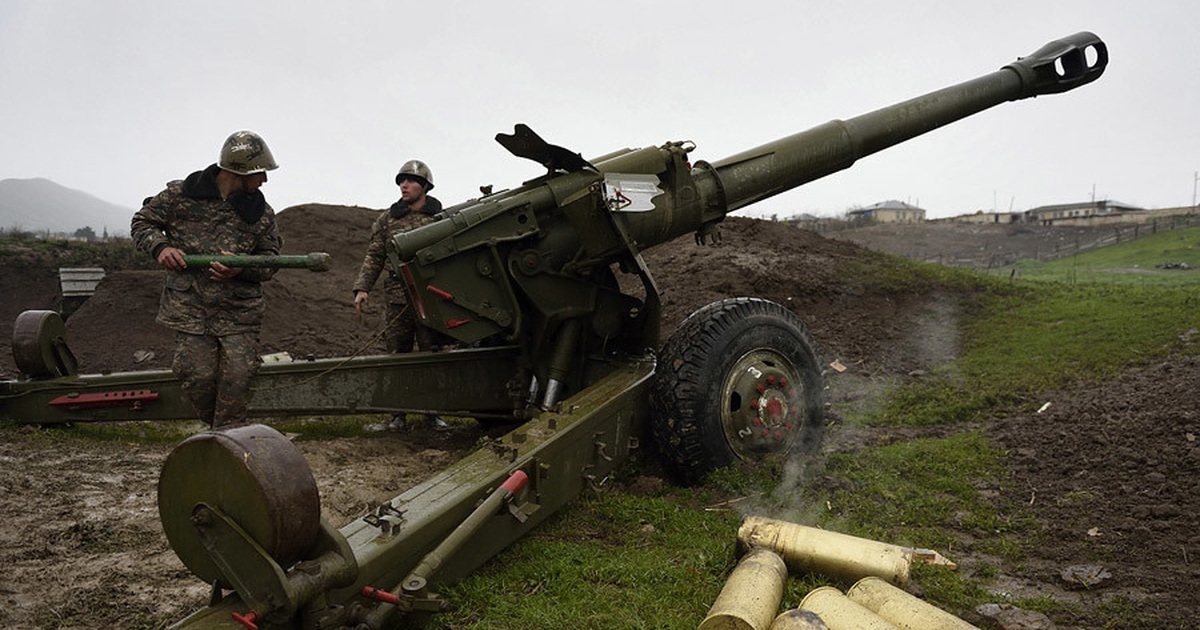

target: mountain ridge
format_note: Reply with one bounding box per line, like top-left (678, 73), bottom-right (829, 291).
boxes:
top-left (0, 177), bottom-right (135, 236)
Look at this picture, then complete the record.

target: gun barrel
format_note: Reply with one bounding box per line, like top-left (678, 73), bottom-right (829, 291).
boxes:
top-left (382, 33), bottom-right (1107, 352)
top-left (707, 32), bottom-right (1107, 213)
top-left (181, 252), bottom-right (332, 272)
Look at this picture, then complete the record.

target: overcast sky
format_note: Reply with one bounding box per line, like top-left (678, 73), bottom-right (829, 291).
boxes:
top-left (1, 1), bottom-right (1197, 222)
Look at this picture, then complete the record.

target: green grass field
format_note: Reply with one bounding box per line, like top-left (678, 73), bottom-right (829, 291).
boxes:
top-left (992, 225), bottom-right (1200, 287)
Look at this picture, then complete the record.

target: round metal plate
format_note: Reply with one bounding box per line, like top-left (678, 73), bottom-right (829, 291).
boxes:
top-left (720, 347), bottom-right (809, 459)
top-left (11, 310), bottom-right (77, 378)
top-left (157, 424), bottom-right (321, 585)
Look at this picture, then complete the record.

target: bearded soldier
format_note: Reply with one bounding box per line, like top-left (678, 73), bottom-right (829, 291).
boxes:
top-left (131, 130), bottom-right (282, 429)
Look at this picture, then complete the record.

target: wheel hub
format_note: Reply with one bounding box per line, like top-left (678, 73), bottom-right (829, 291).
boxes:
top-left (722, 349), bottom-right (806, 457)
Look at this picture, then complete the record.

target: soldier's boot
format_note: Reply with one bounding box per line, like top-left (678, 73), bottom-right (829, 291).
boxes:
top-left (424, 414), bottom-right (450, 431)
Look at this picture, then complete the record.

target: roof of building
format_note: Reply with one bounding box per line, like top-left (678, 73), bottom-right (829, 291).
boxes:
top-left (847, 200), bottom-right (928, 216)
top-left (1028, 199), bottom-right (1144, 213)
top-left (860, 199), bottom-right (926, 211)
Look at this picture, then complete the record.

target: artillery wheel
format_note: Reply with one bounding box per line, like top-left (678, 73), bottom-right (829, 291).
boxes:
top-left (650, 298), bottom-right (824, 485)
top-left (158, 424), bottom-right (321, 587)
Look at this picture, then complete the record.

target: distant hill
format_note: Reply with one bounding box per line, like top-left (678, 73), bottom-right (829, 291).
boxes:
top-left (0, 178), bottom-right (135, 236)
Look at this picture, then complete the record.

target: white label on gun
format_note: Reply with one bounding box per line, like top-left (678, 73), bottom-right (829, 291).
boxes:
top-left (604, 174), bottom-right (662, 212)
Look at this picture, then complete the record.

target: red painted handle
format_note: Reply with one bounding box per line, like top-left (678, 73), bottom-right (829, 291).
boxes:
top-left (362, 585), bottom-right (402, 605)
top-left (501, 469), bottom-right (529, 494)
top-left (426, 285), bottom-right (453, 300)
top-left (231, 611), bottom-right (259, 630)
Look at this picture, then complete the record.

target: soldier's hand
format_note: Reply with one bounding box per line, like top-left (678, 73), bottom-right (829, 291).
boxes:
top-left (354, 290), bottom-right (369, 315)
top-left (208, 250), bottom-right (243, 282)
top-left (156, 246), bottom-right (187, 271)
top-left (208, 260), bottom-right (243, 281)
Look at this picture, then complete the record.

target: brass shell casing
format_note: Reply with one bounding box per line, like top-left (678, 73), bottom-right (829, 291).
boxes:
top-left (846, 576), bottom-right (979, 630)
top-left (699, 548), bottom-right (788, 630)
top-left (799, 586), bottom-right (901, 630)
top-left (769, 608), bottom-right (831, 630)
top-left (737, 515), bottom-right (911, 586)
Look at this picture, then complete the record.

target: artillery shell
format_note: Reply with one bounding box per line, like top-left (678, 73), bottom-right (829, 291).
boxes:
top-left (846, 576), bottom-right (979, 630)
top-left (737, 515), bottom-right (910, 586)
top-left (799, 586), bottom-right (901, 630)
top-left (769, 608), bottom-right (830, 630)
top-left (698, 548), bottom-right (788, 630)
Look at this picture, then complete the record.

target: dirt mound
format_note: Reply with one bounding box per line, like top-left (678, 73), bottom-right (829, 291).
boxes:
top-left (47, 204), bottom-right (383, 374)
top-left (6, 207), bottom-right (930, 378)
top-left (0, 265), bottom-right (60, 380)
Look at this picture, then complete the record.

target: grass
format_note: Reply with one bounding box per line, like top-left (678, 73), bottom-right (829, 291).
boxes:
top-left (3, 412), bottom-right (454, 445)
top-left (0, 232), bottom-right (154, 270)
top-left (9, 417), bottom-right (202, 445)
top-left (428, 431), bottom-right (1010, 628)
top-left (993, 225), bottom-right (1200, 286)
top-left (439, 492), bottom-right (743, 629)
top-left (817, 432), bottom-right (998, 544)
top-left (873, 282), bottom-right (1200, 426)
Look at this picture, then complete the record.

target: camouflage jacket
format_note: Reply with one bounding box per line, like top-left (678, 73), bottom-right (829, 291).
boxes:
top-left (130, 164), bottom-right (282, 336)
top-left (352, 196), bottom-right (443, 304)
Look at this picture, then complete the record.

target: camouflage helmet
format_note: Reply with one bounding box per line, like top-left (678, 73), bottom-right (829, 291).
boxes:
top-left (395, 159), bottom-right (434, 190)
top-left (218, 130), bottom-right (279, 175)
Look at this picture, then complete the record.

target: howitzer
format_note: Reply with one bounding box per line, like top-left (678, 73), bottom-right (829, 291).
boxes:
top-left (389, 32), bottom-right (1106, 411)
top-left (182, 252), bottom-right (332, 272)
top-left (0, 33), bottom-right (1106, 629)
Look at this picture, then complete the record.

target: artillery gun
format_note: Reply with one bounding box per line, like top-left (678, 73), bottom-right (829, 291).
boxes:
top-left (0, 33), bottom-right (1106, 629)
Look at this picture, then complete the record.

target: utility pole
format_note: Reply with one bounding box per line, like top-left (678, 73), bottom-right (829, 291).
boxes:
top-left (1193, 171), bottom-right (1198, 212)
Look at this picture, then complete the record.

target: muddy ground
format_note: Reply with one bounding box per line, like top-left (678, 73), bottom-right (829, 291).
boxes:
top-left (1, 209), bottom-right (1197, 629)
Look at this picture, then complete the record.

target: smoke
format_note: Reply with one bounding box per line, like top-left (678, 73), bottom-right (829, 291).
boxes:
top-left (733, 293), bottom-right (964, 524)
top-left (908, 295), bottom-right (963, 379)
top-left (765, 452), bottom-right (828, 526)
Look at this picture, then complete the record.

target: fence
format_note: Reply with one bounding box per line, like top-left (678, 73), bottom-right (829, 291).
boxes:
top-left (922, 214), bottom-right (1200, 270)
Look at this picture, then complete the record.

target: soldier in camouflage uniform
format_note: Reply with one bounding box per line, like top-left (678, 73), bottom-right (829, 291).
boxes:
top-left (130, 130), bottom-right (282, 429)
top-left (352, 159), bottom-right (445, 354)
top-left (352, 159), bottom-right (451, 430)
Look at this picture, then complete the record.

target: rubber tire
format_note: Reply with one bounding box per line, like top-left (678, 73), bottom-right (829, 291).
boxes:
top-left (650, 298), bottom-right (824, 485)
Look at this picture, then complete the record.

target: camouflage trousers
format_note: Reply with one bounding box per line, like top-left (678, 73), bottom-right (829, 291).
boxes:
top-left (172, 331), bottom-right (260, 429)
top-left (384, 301), bottom-right (458, 353)
top-left (384, 301), bottom-right (418, 354)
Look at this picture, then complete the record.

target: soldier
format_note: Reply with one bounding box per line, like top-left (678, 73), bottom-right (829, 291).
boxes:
top-left (131, 130), bottom-right (282, 429)
top-left (352, 159), bottom-right (450, 431)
